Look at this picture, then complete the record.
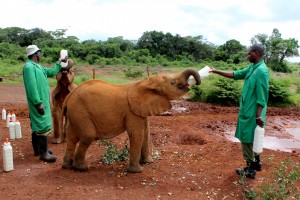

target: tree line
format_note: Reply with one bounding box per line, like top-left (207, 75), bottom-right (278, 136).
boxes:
top-left (0, 27), bottom-right (299, 72)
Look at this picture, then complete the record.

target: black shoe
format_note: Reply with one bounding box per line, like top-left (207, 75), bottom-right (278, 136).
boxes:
top-left (236, 162), bottom-right (256, 179)
top-left (254, 155), bottom-right (262, 171)
top-left (33, 133), bottom-right (54, 156)
top-left (37, 136), bottom-right (57, 163)
top-left (32, 132), bottom-right (39, 156)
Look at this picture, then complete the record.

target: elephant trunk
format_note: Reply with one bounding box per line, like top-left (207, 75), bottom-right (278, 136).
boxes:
top-left (181, 68), bottom-right (201, 85)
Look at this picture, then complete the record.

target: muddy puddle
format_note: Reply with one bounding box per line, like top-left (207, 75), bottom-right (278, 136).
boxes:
top-left (225, 122), bottom-right (300, 153)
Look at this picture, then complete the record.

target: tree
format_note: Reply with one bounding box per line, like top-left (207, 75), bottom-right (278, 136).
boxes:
top-left (215, 39), bottom-right (246, 63)
top-left (251, 28), bottom-right (299, 72)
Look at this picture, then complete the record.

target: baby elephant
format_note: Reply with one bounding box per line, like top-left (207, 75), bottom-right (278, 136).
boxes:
top-left (61, 68), bottom-right (201, 173)
top-left (52, 59), bottom-right (76, 144)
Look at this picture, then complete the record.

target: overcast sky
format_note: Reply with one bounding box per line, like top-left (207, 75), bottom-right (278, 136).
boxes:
top-left (1, 0), bottom-right (300, 60)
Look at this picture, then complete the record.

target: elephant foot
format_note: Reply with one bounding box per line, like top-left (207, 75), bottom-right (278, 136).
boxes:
top-left (52, 138), bottom-right (62, 144)
top-left (72, 160), bottom-right (89, 172)
top-left (140, 156), bottom-right (153, 164)
top-left (62, 158), bottom-right (73, 170)
top-left (127, 164), bottom-right (143, 173)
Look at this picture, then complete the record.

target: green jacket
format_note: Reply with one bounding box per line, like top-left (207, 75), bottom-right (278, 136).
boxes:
top-left (23, 59), bottom-right (62, 134)
top-left (234, 60), bottom-right (269, 143)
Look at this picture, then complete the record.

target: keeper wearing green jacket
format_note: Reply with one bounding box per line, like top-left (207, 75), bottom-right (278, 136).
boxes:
top-left (210, 44), bottom-right (269, 179)
top-left (23, 45), bottom-right (67, 163)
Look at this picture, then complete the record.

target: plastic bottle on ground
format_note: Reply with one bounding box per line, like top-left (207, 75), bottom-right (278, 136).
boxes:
top-left (11, 111), bottom-right (16, 122)
top-left (9, 117), bottom-right (16, 140)
top-left (2, 108), bottom-right (6, 120)
top-left (15, 118), bottom-right (22, 139)
top-left (3, 138), bottom-right (14, 172)
top-left (6, 111), bottom-right (11, 127)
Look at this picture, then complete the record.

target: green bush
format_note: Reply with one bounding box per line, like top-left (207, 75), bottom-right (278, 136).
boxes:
top-left (190, 78), bottom-right (240, 106)
top-left (268, 78), bottom-right (293, 106)
top-left (123, 68), bottom-right (144, 78)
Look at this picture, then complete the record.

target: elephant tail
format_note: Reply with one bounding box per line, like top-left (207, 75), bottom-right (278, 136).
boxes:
top-left (61, 94), bottom-right (70, 139)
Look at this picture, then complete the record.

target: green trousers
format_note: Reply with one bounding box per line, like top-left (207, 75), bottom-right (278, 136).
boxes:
top-left (241, 143), bottom-right (260, 163)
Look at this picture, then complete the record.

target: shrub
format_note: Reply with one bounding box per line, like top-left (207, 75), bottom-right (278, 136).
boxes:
top-left (192, 78), bottom-right (240, 106)
top-left (268, 78), bottom-right (293, 106)
top-left (123, 68), bottom-right (144, 78)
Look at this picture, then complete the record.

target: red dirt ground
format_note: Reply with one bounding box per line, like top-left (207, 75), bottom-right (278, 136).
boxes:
top-left (0, 84), bottom-right (299, 200)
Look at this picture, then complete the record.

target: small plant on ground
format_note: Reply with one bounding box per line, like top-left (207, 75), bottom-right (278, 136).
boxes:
top-left (242, 159), bottom-right (300, 200)
top-left (99, 140), bottom-right (129, 164)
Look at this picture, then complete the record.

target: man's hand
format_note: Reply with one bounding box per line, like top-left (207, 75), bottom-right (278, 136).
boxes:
top-left (256, 117), bottom-right (264, 128)
top-left (36, 104), bottom-right (45, 115)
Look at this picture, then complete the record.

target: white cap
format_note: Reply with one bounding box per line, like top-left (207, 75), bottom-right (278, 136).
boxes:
top-left (26, 45), bottom-right (41, 56)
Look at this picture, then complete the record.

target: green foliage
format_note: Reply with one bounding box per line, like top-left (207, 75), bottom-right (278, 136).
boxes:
top-left (215, 39), bottom-right (247, 63)
top-left (189, 85), bottom-right (204, 101)
top-left (244, 159), bottom-right (300, 200)
top-left (99, 140), bottom-right (129, 165)
top-left (190, 77), bottom-right (241, 106)
top-left (123, 67), bottom-right (144, 78)
top-left (208, 78), bottom-right (240, 105)
top-left (268, 78), bottom-right (293, 106)
top-left (251, 28), bottom-right (299, 72)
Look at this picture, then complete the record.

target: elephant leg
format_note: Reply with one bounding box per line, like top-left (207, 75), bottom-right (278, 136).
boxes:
top-left (72, 139), bottom-right (93, 172)
top-left (126, 122), bottom-right (145, 173)
top-left (62, 125), bottom-right (78, 170)
top-left (140, 120), bottom-right (153, 164)
top-left (52, 106), bottom-right (62, 144)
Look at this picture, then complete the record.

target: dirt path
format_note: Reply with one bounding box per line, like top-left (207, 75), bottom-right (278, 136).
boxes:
top-left (0, 84), bottom-right (299, 200)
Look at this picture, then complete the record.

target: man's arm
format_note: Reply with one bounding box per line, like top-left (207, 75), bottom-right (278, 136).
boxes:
top-left (209, 67), bottom-right (234, 78)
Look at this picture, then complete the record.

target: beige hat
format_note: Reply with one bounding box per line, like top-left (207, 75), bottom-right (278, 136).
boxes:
top-left (26, 45), bottom-right (41, 56)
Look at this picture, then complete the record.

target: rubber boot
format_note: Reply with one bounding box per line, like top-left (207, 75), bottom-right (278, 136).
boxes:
top-left (254, 155), bottom-right (262, 171)
top-left (37, 136), bottom-right (57, 163)
top-left (32, 132), bottom-right (39, 156)
top-left (236, 162), bottom-right (256, 179)
top-left (32, 132), bottom-right (53, 156)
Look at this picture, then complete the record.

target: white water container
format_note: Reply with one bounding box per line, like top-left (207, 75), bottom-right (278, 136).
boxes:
top-left (253, 125), bottom-right (264, 153)
top-left (6, 111), bottom-right (11, 127)
top-left (2, 108), bottom-right (6, 120)
top-left (9, 118), bottom-right (15, 140)
top-left (3, 138), bottom-right (14, 172)
top-left (188, 66), bottom-right (211, 85)
top-left (15, 118), bottom-right (22, 139)
top-left (11, 111), bottom-right (16, 122)
top-left (60, 49), bottom-right (68, 68)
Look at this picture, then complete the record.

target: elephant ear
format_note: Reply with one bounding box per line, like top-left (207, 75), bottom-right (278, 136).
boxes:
top-left (128, 78), bottom-right (172, 117)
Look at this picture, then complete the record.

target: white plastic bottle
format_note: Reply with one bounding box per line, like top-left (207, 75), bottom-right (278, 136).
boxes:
top-left (9, 117), bottom-right (16, 140)
top-left (11, 111), bottom-right (16, 122)
top-left (2, 108), bottom-right (6, 120)
top-left (3, 138), bottom-right (14, 172)
top-left (15, 118), bottom-right (22, 139)
top-left (60, 49), bottom-right (68, 68)
top-left (188, 65), bottom-right (211, 85)
top-left (253, 125), bottom-right (265, 153)
top-left (6, 111), bottom-right (11, 127)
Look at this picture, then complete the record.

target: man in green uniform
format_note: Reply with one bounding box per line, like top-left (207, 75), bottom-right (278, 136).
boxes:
top-left (23, 45), bottom-right (67, 163)
top-left (210, 44), bottom-right (269, 179)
